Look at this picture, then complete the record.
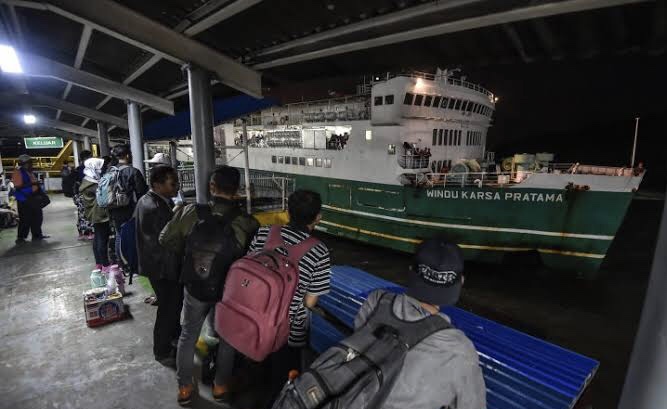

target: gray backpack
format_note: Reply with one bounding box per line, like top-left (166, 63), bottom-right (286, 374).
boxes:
top-left (273, 292), bottom-right (451, 409)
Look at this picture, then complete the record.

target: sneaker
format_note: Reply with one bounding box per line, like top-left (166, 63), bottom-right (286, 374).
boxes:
top-left (177, 384), bottom-right (195, 406)
top-left (212, 384), bottom-right (231, 404)
top-left (15, 238), bottom-right (26, 244)
top-left (95, 264), bottom-right (103, 270)
top-left (86, 234), bottom-right (95, 241)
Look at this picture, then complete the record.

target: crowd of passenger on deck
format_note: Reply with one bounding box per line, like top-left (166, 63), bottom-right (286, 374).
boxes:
top-left (6, 144), bottom-right (486, 409)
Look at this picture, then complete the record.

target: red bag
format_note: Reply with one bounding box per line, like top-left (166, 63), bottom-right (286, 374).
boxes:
top-left (215, 226), bottom-right (319, 362)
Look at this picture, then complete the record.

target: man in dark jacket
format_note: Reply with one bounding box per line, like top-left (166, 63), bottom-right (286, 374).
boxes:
top-left (110, 144), bottom-right (148, 266)
top-left (160, 166), bottom-right (259, 406)
top-left (134, 165), bottom-right (180, 366)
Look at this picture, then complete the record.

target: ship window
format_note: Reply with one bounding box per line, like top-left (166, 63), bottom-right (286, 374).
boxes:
top-left (474, 103), bottom-right (481, 113)
top-left (448, 130), bottom-right (453, 145)
top-left (385, 95), bottom-right (394, 105)
top-left (324, 158), bottom-right (332, 168)
top-left (448, 98), bottom-right (456, 109)
top-left (454, 99), bottom-right (462, 110)
top-left (439, 129), bottom-right (444, 145)
top-left (431, 162), bottom-right (436, 172)
top-left (292, 157), bottom-right (298, 165)
top-left (458, 130), bottom-right (462, 145)
top-left (460, 101), bottom-right (468, 112)
top-left (433, 96), bottom-right (441, 107)
top-left (424, 95), bottom-right (433, 107)
top-left (278, 156), bottom-right (284, 164)
top-left (466, 101), bottom-right (474, 112)
top-left (271, 155), bottom-right (277, 163)
top-left (404, 93), bottom-right (414, 105)
top-left (374, 96), bottom-right (383, 106)
top-left (299, 157), bottom-right (306, 166)
top-left (316, 158), bottom-right (323, 167)
top-left (306, 157), bottom-right (314, 166)
top-left (387, 144), bottom-right (396, 155)
top-left (414, 94), bottom-right (424, 106)
top-left (466, 131), bottom-right (470, 146)
top-left (441, 97), bottom-right (448, 108)
top-left (432, 129), bottom-right (437, 146)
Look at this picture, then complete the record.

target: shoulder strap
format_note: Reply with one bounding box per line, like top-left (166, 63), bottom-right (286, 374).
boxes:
top-left (286, 236), bottom-right (320, 267)
top-left (366, 292), bottom-right (451, 349)
top-left (264, 225), bottom-right (286, 251)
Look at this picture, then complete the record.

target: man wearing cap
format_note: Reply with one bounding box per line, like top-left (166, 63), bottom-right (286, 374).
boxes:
top-left (11, 154), bottom-right (49, 243)
top-left (354, 238), bottom-right (486, 409)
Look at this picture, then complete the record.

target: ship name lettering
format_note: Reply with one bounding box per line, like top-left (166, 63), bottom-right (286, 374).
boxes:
top-left (428, 190), bottom-right (564, 203)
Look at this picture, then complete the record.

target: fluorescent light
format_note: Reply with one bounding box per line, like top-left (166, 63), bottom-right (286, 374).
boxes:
top-left (23, 114), bottom-right (37, 125)
top-left (0, 45), bottom-right (23, 73)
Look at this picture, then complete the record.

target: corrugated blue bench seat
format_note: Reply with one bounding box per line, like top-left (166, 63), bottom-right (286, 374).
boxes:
top-left (310, 266), bottom-right (598, 409)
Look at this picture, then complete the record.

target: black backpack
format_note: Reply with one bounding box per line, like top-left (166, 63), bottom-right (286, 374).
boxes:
top-left (272, 292), bottom-right (451, 409)
top-left (181, 204), bottom-right (241, 302)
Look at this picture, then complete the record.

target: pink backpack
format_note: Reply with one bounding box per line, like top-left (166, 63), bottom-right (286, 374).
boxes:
top-left (215, 226), bottom-right (320, 362)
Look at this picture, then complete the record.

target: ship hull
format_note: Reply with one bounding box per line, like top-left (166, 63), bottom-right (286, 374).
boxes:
top-left (269, 173), bottom-right (634, 274)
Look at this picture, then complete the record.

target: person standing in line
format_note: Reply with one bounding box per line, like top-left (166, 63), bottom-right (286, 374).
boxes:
top-left (74, 150), bottom-right (94, 240)
top-left (159, 166), bottom-right (259, 406)
top-left (79, 157), bottom-right (111, 270)
top-left (215, 190), bottom-right (331, 407)
top-left (11, 154), bottom-right (49, 244)
top-left (109, 144), bottom-right (148, 268)
top-left (134, 165), bottom-right (181, 367)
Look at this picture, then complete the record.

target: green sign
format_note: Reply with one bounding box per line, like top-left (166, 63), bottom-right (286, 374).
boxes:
top-left (24, 136), bottom-right (64, 149)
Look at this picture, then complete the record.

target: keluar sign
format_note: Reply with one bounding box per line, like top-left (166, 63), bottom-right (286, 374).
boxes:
top-left (24, 136), bottom-right (64, 149)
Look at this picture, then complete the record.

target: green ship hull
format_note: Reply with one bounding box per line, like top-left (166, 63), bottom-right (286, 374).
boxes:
top-left (285, 173), bottom-right (634, 274)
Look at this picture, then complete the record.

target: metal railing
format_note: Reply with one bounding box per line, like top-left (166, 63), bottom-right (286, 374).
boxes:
top-left (175, 166), bottom-right (294, 211)
top-left (412, 171), bottom-right (513, 188)
top-left (377, 71), bottom-right (493, 98)
top-left (398, 154), bottom-right (430, 169)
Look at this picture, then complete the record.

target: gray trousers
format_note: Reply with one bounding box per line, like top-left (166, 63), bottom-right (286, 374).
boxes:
top-left (176, 288), bottom-right (235, 387)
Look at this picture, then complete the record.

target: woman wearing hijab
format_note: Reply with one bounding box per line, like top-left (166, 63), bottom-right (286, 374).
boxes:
top-left (80, 157), bottom-right (111, 269)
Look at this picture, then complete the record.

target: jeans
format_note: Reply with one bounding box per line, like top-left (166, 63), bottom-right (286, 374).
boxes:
top-left (16, 200), bottom-right (43, 239)
top-left (176, 287), bottom-right (228, 387)
top-left (111, 217), bottom-right (125, 265)
top-left (93, 222), bottom-right (110, 266)
top-left (149, 277), bottom-right (183, 359)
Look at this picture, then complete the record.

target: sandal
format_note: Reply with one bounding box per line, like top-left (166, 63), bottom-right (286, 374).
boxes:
top-left (144, 295), bottom-right (157, 304)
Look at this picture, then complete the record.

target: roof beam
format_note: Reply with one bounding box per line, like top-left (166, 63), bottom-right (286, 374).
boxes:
top-left (183, 0), bottom-right (263, 36)
top-left (2, 92), bottom-right (129, 128)
top-left (251, 0), bottom-right (484, 58)
top-left (11, 51), bottom-right (175, 115)
top-left (44, 0), bottom-right (262, 97)
top-left (501, 24), bottom-right (533, 63)
top-left (38, 117), bottom-right (98, 138)
top-left (56, 24), bottom-right (92, 120)
top-left (254, 0), bottom-right (653, 70)
top-left (5, 0), bottom-right (181, 64)
top-left (91, 0), bottom-right (253, 117)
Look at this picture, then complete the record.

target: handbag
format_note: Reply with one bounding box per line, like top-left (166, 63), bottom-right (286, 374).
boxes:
top-left (28, 190), bottom-right (50, 209)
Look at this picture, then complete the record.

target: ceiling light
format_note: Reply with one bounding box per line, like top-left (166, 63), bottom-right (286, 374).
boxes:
top-left (23, 114), bottom-right (37, 125)
top-left (0, 45), bottom-right (23, 73)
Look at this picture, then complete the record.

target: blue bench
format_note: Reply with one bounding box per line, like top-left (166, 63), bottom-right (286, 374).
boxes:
top-left (310, 266), bottom-right (598, 409)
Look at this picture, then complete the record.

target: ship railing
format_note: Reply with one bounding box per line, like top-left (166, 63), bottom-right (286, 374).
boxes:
top-left (416, 171), bottom-right (515, 188)
top-left (398, 154), bottom-right (430, 169)
top-left (550, 163), bottom-right (636, 177)
top-left (377, 72), bottom-right (493, 98)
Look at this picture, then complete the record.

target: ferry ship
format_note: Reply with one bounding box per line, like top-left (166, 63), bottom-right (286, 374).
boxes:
top-left (220, 69), bottom-right (644, 276)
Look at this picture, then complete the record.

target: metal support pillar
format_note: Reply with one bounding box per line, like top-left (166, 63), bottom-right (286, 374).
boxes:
top-left (242, 119), bottom-right (252, 214)
top-left (97, 121), bottom-right (110, 157)
top-left (618, 191), bottom-right (667, 409)
top-left (83, 136), bottom-right (91, 151)
top-left (186, 65), bottom-right (215, 205)
top-left (127, 100), bottom-right (145, 176)
top-left (72, 140), bottom-right (80, 167)
top-left (169, 140), bottom-right (178, 167)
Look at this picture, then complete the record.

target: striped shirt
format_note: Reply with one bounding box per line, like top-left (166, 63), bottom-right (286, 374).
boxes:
top-left (248, 225), bottom-right (331, 346)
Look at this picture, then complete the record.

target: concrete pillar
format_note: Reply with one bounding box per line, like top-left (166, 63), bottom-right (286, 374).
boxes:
top-left (72, 140), bottom-right (80, 167)
top-left (618, 193), bottom-right (667, 409)
top-left (127, 101), bottom-right (145, 176)
top-left (186, 65), bottom-right (215, 205)
top-left (97, 122), bottom-right (110, 157)
top-left (83, 136), bottom-right (91, 152)
top-left (169, 141), bottom-right (178, 167)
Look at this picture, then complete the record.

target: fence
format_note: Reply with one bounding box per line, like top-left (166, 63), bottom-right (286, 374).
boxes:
top-left (175, 166), bottom-right (294, 211)
top-left (398, 154), bottom-right (430, 169)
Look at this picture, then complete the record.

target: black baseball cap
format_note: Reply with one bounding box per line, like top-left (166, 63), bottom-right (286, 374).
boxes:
top-left (405, 238), bottom-right (464, 307)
